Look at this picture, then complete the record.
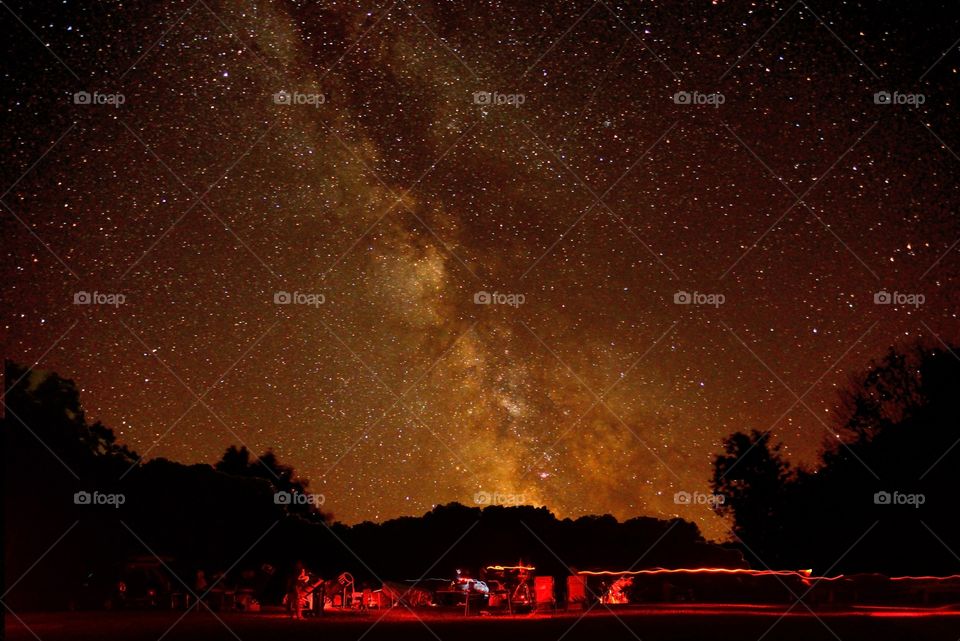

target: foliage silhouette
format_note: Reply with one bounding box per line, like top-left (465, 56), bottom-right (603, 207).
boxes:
top-left (3, 360), bottom-right (734, 610)
top-left (713, 342), bottom-right (960, 575)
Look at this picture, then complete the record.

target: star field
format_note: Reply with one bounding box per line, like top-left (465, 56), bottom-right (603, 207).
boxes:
top-left (3, 0), bottom-right (960, 540)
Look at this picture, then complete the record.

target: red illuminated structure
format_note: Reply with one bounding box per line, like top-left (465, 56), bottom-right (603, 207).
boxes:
top-left (482, 564), bottom-right (536, 612)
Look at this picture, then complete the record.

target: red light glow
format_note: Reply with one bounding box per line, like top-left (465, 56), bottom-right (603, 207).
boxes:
top-left (577, 568), bottom-right (960, 583)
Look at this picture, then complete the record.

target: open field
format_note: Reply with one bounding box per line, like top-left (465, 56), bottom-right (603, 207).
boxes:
top-left (7, 605), bottom-right (960, 641)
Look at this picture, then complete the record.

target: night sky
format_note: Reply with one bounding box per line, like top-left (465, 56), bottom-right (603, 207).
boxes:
top-left (3, 0), bottom-right (959, 540)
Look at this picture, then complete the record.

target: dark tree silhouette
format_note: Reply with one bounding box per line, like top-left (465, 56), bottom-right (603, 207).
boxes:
top-left (215, 445), bottom-right (328, 522)
top-left (712, 342), bottom-right (960, 575)
top-left (712, 430), bottom-right (792, 567)
top-left (4, 360), bottom-right (736, 611)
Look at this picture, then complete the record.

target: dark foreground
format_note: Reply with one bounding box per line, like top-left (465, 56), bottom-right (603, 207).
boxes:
top-left (7, 605), bottom-right (960, 641)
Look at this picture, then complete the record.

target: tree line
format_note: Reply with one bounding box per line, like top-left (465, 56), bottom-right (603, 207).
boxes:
top-left (713, 342), bottom-right (960, 576)
top-left (5, 339), bottom-right (959, 610)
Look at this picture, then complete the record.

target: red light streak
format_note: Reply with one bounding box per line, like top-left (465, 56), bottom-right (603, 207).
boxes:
top-left (577, 568), bottom-right (960, 583)
top-left (578, 568), bottom-right (825, 580)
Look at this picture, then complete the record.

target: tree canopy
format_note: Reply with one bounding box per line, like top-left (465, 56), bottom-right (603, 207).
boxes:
top-left (713, 342), bottom-right (960, 575)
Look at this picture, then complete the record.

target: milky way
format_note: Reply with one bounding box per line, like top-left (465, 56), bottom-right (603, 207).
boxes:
top-left (3, 0), bottom-right (959, 539)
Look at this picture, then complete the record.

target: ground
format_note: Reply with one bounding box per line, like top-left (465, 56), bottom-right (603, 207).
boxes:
top-left (7, 605), bottom-right (960, 641)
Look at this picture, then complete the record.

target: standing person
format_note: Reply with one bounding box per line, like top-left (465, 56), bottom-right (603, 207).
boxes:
top-left (288, 561), bottom-right (308, 620)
